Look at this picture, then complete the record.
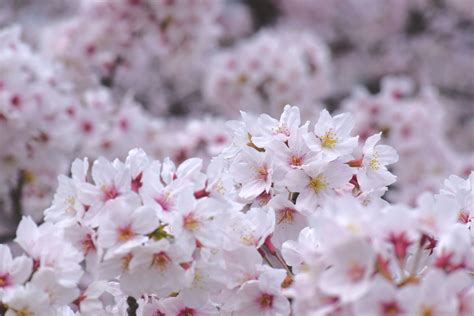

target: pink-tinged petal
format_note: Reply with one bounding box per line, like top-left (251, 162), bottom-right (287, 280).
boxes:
top-left (132, 206), bottom-right (160, 234)
top-left (295, 189), bottom-right (319, 212)
top-left (363, 133), bottom-right (382, 153)
top-left (375, 145), bottom-right (399, 165)
top-left (239, 179), bottom-right (267, 200)
top-left (333, 112), bottom-right (355, 138)
top-left (324, 163), bottom-right (353, 188)
top-left (10, 256), bottom-right (32, 285)
top-left (91, 157), bottom-right (115, 185)
top-left (0, 245), bottom-right (13, 273)
top-left (314, 109), bottom-right (333, 136)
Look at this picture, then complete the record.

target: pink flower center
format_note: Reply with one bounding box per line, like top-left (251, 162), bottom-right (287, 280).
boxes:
top-left (131, 173), bottom-right (143, 193)
top-left (0, 274), bottom-right (10, 287)
top-left (183, 214), bottom-right (199, 231)
top-left (274, 125), bottom-right (290, 136)
top-left (347, 262), bottom-right (365, 283)
top-left (387, 232), bottom-right (412, 261)
top-left (255, 166), bottom-right (268, 181)
top-left (289, 155), bottom-right (303, 167)
top-left (102, 185), bottom-right (120, 201)
top-left (152, 252), bottom-right (171, 271)
top-left (277, 207), bottom-right (296, 224)
top-left (381, 301), bottom-right (402, 316)
top-left (177, 308), bottom-right (195, 316)
top-left (81, 121), bottom-right (94, 134)
top-left (10, 95), bottom-right (21, 108)
top-left (81, 234), bottom-right (96, 255)
top-left (118, 224), bottom-right (134, 241)
top-left (155, 194), bottom-right (173, 212)
top-left (257, 293), bottom-right (274, 309)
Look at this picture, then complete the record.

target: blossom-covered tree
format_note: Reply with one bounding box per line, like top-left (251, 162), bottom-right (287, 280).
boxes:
top-left (0, 1), bottom-right (473, 315)
top-left (0, 106), bottom-right (472, 315)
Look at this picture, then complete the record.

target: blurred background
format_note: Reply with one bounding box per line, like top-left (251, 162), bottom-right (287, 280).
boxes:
top-left (0, 0), bottom-right (473, 241)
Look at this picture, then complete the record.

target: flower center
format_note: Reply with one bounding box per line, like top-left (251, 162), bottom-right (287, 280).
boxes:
top-left (255, 166), bottom-right (268, 181)
top-left (65, 196), bottom-right (76, 215)
top-left (382, 301), bottom-right (401, 316)
top-left (258, 293), bottom-right (274, 309)
top-left (101, 185), bottom-right (119, 201)
top-left (81, 234), bottom-right (96, 255)
top-left (0, 274), bottom-right (10, 287)
top-left (177, 308), bottom-right (195, 316)
top-left (241, 234), bottom-right (257, 246)
top-left (152, 252), bottom-right (171, 271)
top-left (118, 225), bottom-right (134, 241)
top-left (274, 125), bottom-right (290, 136)
top-left (277, 207), bottom-right (295, 224)
top-left (368, 153), bottom-right (380, 170)
top-left (183, 214), bottom-right (200, 231)
top-left (155, 193), bottom-right (173, 211)
top-left (347, 262), bottom-right (365, 282)
top-left (320, 130), bottom-right (337, 148)
top-left (309, 175), bottom-right (327, 193)
top-left (289, 155), bottom-right (303, 167)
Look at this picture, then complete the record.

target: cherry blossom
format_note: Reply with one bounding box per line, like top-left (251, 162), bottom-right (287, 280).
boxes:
top-left (0, 105), bottom-right (472, 315)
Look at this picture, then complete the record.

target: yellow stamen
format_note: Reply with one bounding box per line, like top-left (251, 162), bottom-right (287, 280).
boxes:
top-left (368, 153), bottom-right (379, 170)
top-left (309, 175), bottom-right (327, 193)
top-left (118, 225), bottom-right (134, 241)
top-left (241, 235), bottom-right (256, 246)
top-left (255, 166), bottom-right (268, 180)
top-left (152, 252), bottom-right (171, 271)
top-left (320, 130), bottom-right (337, 148)
top-left (277, 208), bottom-right (295, 224)
top-left (65, 196), bottom-right (76, 215)
top-left (290, 155), bottom-right (303, 167)
top-left (183, 214), bottom-right (200, 231)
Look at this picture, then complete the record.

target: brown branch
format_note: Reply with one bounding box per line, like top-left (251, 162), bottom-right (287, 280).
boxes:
top-left (0, 171), bottom-right (25, 244)
top-left (9, 171), bottom-right (25, 225)
top-left (127, 296), bottom-right (138, 316)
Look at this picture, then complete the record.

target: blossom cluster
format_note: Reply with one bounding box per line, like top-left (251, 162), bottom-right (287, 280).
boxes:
top-left (342, 76), bottom-right (473, 204)
top-left (0, 3), bottom-right (473, 315)
top-left (41, 0), bottom-right (223, 114)
top-left (274, 0), bottom-right (474, 99)
top-left (204, 29), bottom-right (332, 116)
top-left (0, 27), bottom-right (230, 227)
top-left (0, 27), bottom-right (78, 217)
top-left (0, 105), bottom-right (471, 315)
